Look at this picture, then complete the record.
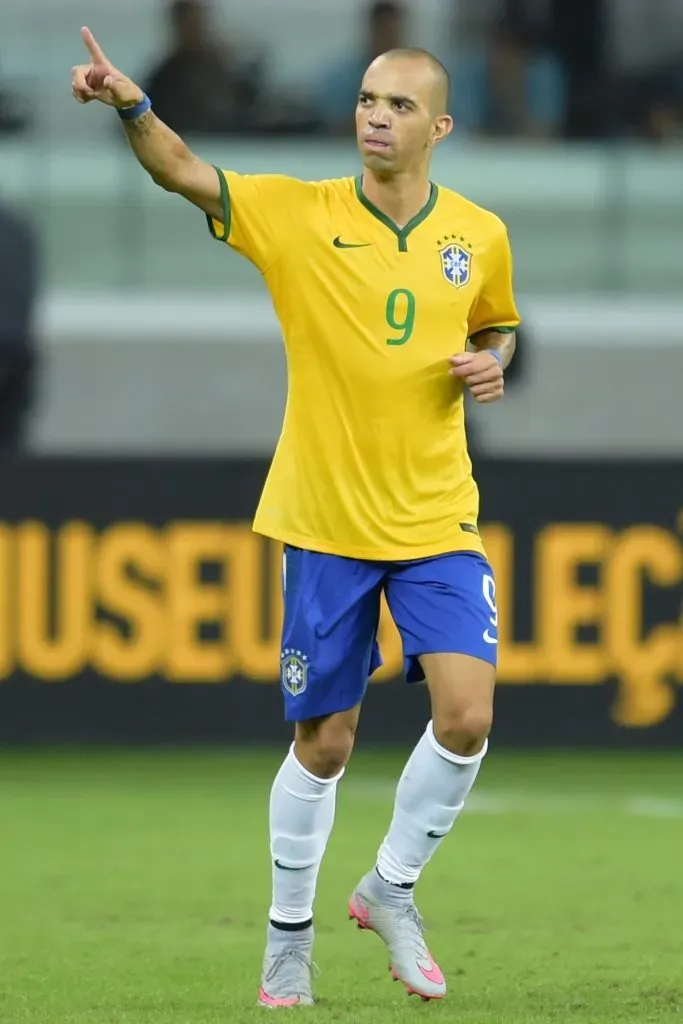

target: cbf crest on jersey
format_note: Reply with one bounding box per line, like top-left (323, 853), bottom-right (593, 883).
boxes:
top-left (281, 649), bottom-right (309, 697)
top-left (440, 243), bottom-right (472, 289)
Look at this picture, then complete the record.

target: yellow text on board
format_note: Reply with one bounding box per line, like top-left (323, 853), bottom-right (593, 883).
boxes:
top-left (0, 520), bottom-right (680, 728)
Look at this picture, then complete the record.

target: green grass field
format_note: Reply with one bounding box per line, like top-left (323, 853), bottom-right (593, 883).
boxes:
top-left (1, 748), bottom-right (682, 1023)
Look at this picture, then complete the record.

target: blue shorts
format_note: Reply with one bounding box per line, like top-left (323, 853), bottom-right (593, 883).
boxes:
top-left (279, 546), bottom-right (499, 722)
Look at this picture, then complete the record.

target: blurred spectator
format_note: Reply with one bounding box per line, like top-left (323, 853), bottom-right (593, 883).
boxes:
top-left (0, 203), bottom-right (38, 452)
top-left (144, 0), bottom-right (262, 136)
top-left (514, 0), bottom-right (683, 141)
top-left (548, 0), bottom-right (609, 138)
top-left (448, 5), bottom-right (566, 139)
top-left (607, 0), bottom-right (683, 142)
top-left (319, 1), bottom-right (407, 136)
top-left (0, 58), bottom-right (29, 135)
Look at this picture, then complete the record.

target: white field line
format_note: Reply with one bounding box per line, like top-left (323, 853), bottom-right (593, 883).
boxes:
top-left (344, 780), bottom-right (683, 818)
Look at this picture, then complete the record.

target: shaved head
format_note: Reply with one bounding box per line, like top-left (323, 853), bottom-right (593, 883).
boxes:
top-left (356, 46), bottom-right (454, 176)
top-left (380, 47), bottom-right (451, 115)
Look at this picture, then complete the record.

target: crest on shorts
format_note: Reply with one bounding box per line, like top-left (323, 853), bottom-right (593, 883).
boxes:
top-left (440, 243), bottom-right (472, 289)
top-left (281, 649), bottom-right (309, 697)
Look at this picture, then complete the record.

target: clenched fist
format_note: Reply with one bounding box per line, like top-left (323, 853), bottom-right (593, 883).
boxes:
top-left (449, 350), bottom-right (504, 404)
top-left (71, 27), bottom-right (143, 109)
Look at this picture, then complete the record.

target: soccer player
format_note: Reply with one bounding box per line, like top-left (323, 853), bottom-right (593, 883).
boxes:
top-left (72, 27), bottom-right (520, 1007)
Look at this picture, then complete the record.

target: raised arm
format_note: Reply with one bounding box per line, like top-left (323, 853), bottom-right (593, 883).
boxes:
top-left (71, 27), bottom-right (221, 221)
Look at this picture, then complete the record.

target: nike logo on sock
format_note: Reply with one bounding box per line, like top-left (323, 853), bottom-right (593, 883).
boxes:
top-left (427, 830), bottom-right (448, 839)
top-left (274, 859), bottom-right (307, 871)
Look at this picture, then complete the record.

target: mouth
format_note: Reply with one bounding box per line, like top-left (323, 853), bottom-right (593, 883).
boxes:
top-left (363, 137), bottom-right (391, 152)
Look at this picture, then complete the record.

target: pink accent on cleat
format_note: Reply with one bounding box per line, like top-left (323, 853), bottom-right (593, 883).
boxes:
top-left (418, 958), bottom-right (445, 986)
top-left (348, 895), bottom-right (370, 929)
top-left (258, 987), bottom-right (300, 1008)
top-left (390, 967), bottom-right (444, 1002)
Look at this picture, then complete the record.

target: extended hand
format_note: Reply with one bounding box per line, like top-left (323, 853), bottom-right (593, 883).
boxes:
top-left (71, 27), bottom-right (143, 109)
top-left (449, 351), bottom-right (504, 404)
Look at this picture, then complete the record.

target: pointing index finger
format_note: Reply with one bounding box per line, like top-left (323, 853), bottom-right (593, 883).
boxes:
top-left (81, 26), bottom-right (107, 64)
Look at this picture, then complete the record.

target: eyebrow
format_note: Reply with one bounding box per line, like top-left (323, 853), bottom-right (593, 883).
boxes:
top-left (359, 90), bottom-right (417, 110)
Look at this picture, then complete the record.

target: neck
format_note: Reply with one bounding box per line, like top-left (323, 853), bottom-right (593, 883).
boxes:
top-left (361, 168), bottom-right (432, 229)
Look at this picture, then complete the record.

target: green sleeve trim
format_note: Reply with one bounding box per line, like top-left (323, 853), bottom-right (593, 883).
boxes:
top-left (205, 166), bottom-right (231, 243)
top-left (469, 325), bottom-right (517, 340)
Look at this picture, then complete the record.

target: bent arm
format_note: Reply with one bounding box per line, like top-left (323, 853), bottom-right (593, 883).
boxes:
top-left (468, 328), bottom-right (516, 370)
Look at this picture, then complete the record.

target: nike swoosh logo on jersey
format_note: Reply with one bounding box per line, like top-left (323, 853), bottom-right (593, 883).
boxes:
top-left (333, 236), bottom-right (371, 249)
top-left (427, 830), bottom-right (448, 839)
top-left (483, 630), bottom-right (498, 645)
top-left (274, 859), bottom-right (306, 871)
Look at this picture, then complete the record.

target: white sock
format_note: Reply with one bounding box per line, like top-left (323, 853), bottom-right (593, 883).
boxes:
top-left (376, 721), bottom-right (487, 887)
top-left (268, 744), bottom-right (343, 926)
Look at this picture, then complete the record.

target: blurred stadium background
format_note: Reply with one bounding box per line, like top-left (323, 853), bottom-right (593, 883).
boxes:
top-left (0, 2), bottom-right (681, 1021)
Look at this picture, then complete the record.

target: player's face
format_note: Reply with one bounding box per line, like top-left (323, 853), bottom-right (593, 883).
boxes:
top-left (356, 57), bottom-right (452, 174)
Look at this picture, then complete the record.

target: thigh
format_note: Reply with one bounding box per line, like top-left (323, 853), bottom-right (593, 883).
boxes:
top-left (280, 546), bottom-right (385, 722)
top-left (384, 551), bottom-right (499, 683)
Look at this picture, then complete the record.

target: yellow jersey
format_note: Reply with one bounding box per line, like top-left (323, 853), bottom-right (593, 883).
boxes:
top-left (208, 171), bottom-right (520, 561)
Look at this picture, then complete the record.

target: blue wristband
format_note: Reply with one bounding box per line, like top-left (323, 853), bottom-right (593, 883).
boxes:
top-left (118, 94), bottom-right (152, 120)
top-left (486, 349), bottom-right (504, 369)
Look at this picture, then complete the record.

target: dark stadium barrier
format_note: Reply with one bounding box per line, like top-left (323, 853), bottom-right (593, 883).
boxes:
top-left (0, 457), bottom-right (680, 747)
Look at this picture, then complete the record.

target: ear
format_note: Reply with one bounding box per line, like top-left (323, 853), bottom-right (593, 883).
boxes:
top-left (433, 114), bottom-right (454, 144)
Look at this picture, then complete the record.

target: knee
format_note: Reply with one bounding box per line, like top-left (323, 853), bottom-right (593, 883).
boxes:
top-left (432, 705), bottom-right (493, 758)
top-left (295, 717), bottom-right (356, 778)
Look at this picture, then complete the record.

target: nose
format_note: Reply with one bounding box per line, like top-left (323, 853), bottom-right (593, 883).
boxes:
top-left (368, 108), bottom-right (390, 130)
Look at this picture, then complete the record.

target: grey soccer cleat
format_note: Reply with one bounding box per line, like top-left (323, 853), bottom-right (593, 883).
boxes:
top-left (349, 871), bottom-right (446, 1001)
top-left (258, 933), bottom-right (317, 1008)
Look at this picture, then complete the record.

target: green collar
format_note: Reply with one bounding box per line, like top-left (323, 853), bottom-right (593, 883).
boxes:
top-left (354, 176), bottom-right (439, 252)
